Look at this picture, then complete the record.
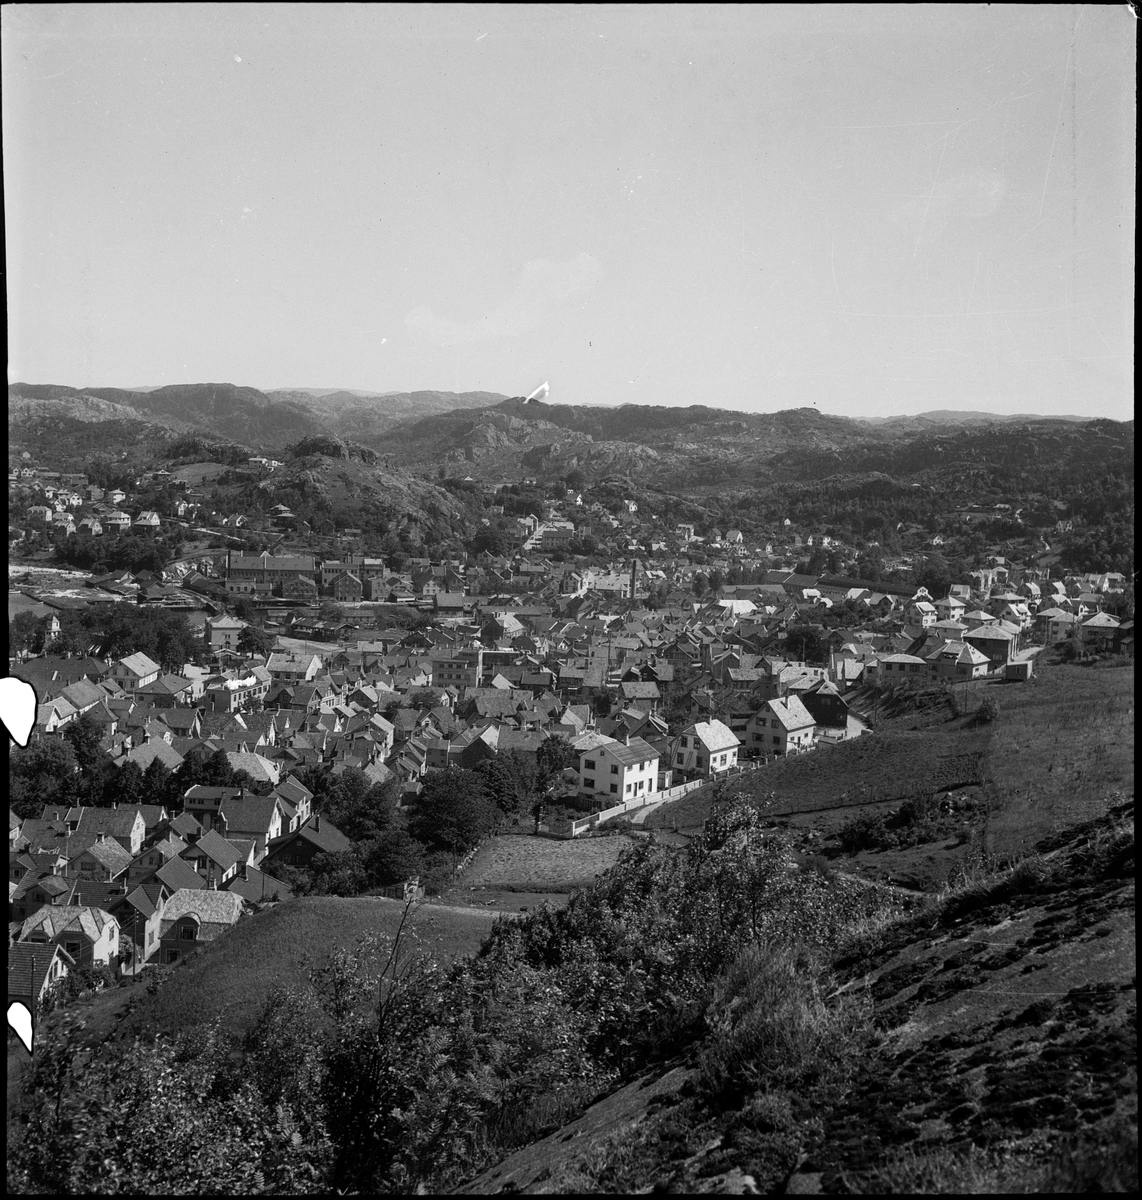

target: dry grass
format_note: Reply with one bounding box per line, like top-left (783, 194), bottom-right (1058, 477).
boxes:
top-left (460, 834), bottom-right (634, 892)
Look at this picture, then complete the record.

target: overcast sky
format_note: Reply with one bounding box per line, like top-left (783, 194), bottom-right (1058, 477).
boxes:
top-left (3, 4), bottom-right (1134, 418)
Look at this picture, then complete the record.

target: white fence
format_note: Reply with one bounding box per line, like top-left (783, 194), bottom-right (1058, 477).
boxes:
top-left (564, 778), bottom-right (707, 838)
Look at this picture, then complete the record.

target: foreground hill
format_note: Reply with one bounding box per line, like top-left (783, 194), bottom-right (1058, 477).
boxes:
top-left (460, 800), bottom-right (1135, 1194)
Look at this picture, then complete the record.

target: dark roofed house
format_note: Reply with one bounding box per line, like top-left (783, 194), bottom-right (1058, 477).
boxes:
top-left (262, 814), bottom-right (352, 872)
top-left (8, 942), bottom-right (74, 1011)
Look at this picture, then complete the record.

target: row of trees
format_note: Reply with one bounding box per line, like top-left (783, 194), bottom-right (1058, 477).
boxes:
top-left (9, 723), bottom-right (257, 820)
top-left (10, 604), bottom-right (202, 673)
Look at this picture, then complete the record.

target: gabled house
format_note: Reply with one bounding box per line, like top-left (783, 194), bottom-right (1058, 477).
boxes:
top-left (577, 734), bottom-right (661, 808)
top-left (747, 696), bottom-right (816, 757)
top-left (671, 719), bottom-right (741, 778)
top-left (8, 942), bottom-right (74, 1012)
top-left (19, 905), bottom-right (120, 971)
top-left (179, 828), bottom-right (243, 888)
top-left (262, 814), bottom-right (353, 871)
top-left (107, 652), bottom-right (162, 693)
top-left (65, 836), bottom-right (133, 884)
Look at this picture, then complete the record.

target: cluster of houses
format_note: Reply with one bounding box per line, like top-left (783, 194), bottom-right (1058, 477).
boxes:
top-left (8, 528), bottom-right (1130, 1011)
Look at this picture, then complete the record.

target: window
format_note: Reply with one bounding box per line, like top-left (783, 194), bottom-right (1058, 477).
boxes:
top-left (675, 753), bottom-right (684, 765)
top-left (625, 783), bottom-right (632, 794)
top-left (696, 756), bottom-right (705, 768)
top-left (609, 784), bottom-right (618, 795)
top-left (584, 758), bottom-right (596, 770)
top-left (583, 778), bottom-right (594, 790)
top-left (773, 737), bottom-right (780, 746)
top-left (610, 765), bottom-right (618, 775)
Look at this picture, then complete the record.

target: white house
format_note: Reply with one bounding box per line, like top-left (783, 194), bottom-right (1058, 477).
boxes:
top-left (672, 719), bottom-right (740, 778)
top-left (578, 733), bottom-right (660, 808)
top-left (747, 696), bottom-right (816, 757)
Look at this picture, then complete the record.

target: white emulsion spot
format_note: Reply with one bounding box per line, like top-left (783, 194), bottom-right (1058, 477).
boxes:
top-left (0, 676), bottom-right (37, 746)
top-left (7, 1002), bottom-right (33, 1054)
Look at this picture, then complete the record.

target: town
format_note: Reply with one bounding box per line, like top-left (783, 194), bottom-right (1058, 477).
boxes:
top-left (8, 449), bottom-right (1132, 1013)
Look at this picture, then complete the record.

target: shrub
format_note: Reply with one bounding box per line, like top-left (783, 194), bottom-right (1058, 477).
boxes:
top-left (975, 694), bottom-right (1000, 724)
top-left (697, 942), bottom-right (872, 1105)
top-left (838, 810), bottom-right (889, 853)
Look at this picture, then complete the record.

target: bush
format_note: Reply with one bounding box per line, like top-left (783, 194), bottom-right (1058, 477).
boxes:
top-left (698, 942), bottom-right (872, 1105)
top-left (975, 694), bottom-right (1000, 724)
top-left (838, 810), bottom-right (889, 853)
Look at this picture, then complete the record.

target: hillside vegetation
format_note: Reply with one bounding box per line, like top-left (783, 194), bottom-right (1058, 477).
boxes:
top-left (10, 789), bottom-right (1133, 1195)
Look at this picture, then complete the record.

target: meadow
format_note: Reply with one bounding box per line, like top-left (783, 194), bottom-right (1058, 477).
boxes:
top-left (458, 832), bottom-right (635, 893)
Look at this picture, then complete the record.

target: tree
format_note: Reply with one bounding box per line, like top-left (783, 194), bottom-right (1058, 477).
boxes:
top-left (470, 753), bottom-right (527, 811)
top-left (405, 768), bottom-right (495, 854)
top-left (62, 712), bottom-right (105, 775)
top-left (536, 735), bottom-right (577, 790)
top-left (308, 849), bottom-right (369, 897)
top-left (323, 772), bottom-right (397, 842)
top-left (363, 829), bottom-right (424, 887)
top-left (237, 624), bottom-right (274, 658)
top-left (9, 611), bottom-right (44, 656)
top-left (9, 738), bottom-right (79, 819)
top-left (232, 595), bottom-right (257, 622)
top-left (115, 760), bottom-right (147, 806)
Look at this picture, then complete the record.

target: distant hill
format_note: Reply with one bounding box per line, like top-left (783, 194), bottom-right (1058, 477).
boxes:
top-left (378, 394), bottom-right (1125, 493)
top-left (861, 410), bottom-right (1089, 429)
top-left (264, 388), bottom-right (507, 440)
top-left (6, 381), bottom-right (509, 458)
top-left (10, 382), bottom-right (1128, 498)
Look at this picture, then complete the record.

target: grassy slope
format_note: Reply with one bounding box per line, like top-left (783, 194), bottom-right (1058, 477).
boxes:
top-left (114, 896), bottom-right (499, 1043)
top-left (648, 657), bottom-right (1133, 880)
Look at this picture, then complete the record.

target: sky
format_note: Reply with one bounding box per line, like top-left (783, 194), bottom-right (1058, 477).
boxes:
top-left (3, 4), bottom-right (1135, 419)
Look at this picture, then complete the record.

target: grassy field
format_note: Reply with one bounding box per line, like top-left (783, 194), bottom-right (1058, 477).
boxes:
top-left (113, 895), bottom-right (500, 1043)
top-left (459, 833), bottom-right (636, 893)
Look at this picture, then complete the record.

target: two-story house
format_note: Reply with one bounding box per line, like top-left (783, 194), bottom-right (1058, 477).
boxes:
top-left (106, 653), bottom-right (162, 694)
top-left (578, 733), bottom-right (661, 808)
top-left (19, 905), bottom-right (120, 971)
top-left (672, 719), bottom-right (741, 778)
top-left (747, 696), bottom-right (816, 757)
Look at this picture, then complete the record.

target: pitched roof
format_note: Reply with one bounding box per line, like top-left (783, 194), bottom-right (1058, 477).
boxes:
top-left (225, 866), bottom-right (293, 903)
top-left (117, 652), bottom-right (161, 677)
top-left (682, 719), bottom-right (742, 751)
top-left (8, 942), bottom-right (74, 1003)
top-left (159, 888), bottom-right (244, 925)
top-left (764, 696), bottom-right (816, 731)
top-left (598, 735), bottom-right (660, 766)
top-left (185, 828), bottom-right (243, 871)
top-left (21, 905), bottom-right (117, 943)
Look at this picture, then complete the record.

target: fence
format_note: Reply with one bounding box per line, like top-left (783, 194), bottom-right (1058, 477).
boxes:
top-left (563, 777), bottom-right (708, 838)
